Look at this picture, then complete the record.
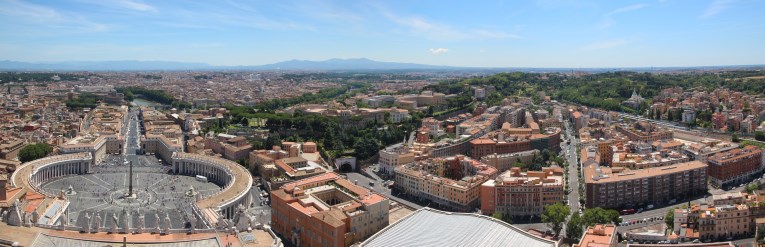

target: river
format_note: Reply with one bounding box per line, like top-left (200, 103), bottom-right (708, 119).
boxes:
top-left (132, 98), bottom-right (163, 107)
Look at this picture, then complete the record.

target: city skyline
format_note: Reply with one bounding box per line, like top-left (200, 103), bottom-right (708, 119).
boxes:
top-left (1, 0), bottom-right (764, 68)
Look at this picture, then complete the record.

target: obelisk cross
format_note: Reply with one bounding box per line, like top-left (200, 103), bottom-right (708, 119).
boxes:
top-left (128, 160), bottom-right (133, 196)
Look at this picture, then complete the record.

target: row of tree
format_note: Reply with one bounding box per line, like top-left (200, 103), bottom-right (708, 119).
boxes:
top-left (253, 82), bottom-right (370, 112)
top-left (65, 93), bottom-right (99, 109)
top-left (426, 70), bottom-right (765, 114)
top-left (117, 87), bottom-right (192, 109)
top-left (0, 72), bottom-right (80, 83)
top-left (227, 104), bottom-right (416, 161)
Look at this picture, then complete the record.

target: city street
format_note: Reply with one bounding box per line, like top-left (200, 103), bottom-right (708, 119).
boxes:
top-left (124, 109), bottom-right (143, 166)
top-left (247, 184), bottom-right (272, 224)
top-left (562, 120), bottom-right (580, 213)
top-left (344, 172), bottom-right (423, 210)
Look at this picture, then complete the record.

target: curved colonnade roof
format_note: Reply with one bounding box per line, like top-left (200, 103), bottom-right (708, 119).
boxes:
top-left (361, 207), bottom-right (557, 247)
top-left (11, 151), bottom-right (252, 213)
top-left (172, 152), bottom-right (253, 209)
top-left (11, 152), bottom-right (92, 190)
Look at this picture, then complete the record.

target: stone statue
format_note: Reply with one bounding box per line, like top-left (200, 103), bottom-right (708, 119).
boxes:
top-left (162, 213), bottom-right (172, 234)
top-left (259, 210), bottom-right (266, 226)
top-left (83, 212), bottom-right (91, 233)
top-left (93, 212), bottom-right (102, 233)
top-left (136, 209), bottom-right (145, 234)
top-left (59, 211), bottom-right (67, 230)
top-left (153, 213), bottom-right (161, 234)
top-left (111, 213), bottom-right (118, 233)
top-left (121, 208), bottom-right (130, 233)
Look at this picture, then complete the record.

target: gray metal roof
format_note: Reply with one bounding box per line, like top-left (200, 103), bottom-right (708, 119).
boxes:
top-left (361, 208), bottom-right (557, 247)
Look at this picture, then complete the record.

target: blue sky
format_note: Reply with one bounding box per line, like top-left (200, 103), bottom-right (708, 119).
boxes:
top-left (1, 0), bottom-right (763, 67)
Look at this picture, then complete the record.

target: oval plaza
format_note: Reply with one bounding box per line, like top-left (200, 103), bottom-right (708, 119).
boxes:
top-left (2, 106), bottom-right (256, 236)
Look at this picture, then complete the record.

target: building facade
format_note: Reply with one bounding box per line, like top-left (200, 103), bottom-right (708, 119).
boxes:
top-left (394, 155), bottom-right (497, 211)
top-left (584, 161), bottom-right (708, 209)
top-left (480, 167), bottom-right (564, 217)
top-left (271, 173), bottom-right (390, 247)
top-left (707, 146), bottom-right (763, 188)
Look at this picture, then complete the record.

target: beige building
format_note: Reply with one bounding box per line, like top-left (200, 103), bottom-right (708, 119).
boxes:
top-left (479, 149), bottom-right (540, 173)
top-left (394, 155), bottom-right (497, 211)
top-left (378, 146), bottom-right (414, 176)
top-left (698, 204), bottom-right (750, 241)
top-left (611, 150), bottom-right (690, 169)
top-left (480, 167), bottom-right (564, 217)
top-left (142, 134), bottom-right (183, 162)
top-left (59, 134), bottom-right (123, 164)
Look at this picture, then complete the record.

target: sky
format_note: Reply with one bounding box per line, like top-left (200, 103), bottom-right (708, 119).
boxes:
top-left (1, 0), bottom-right (764, 68)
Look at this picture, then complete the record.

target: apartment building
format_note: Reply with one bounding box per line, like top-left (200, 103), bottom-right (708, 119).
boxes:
top-left (204, 134), bottom-right (253, 161)
top-left (470, 127), bottom-right (561, 159)
top-left (611, 150), bottom-right (690, 169)
top-left (584, 161), bottom-right (707, 209)
top-left (480, 149), bottom-right (540, 172)
top-left (682, 140), bottom-right (737, 162)
top-left (271, 173), bottom-right (390, 247)
top-left (0, 139), bottom-right (25, 160)
top-left (456, 113), bottom-right (500, 137)
top-left (615, 122), bottom-right (673, 142)
top-left (378, 145), bottom-right (414, 176)
top-left (394, 155), bottom-right (497, 211)
top-left (698, 204), bottom-right (751, 241)
top-left (707, 146), bottom-right (763, 188)
top-left (248, 142), bottom-right (329, 191)
top-left (480, 167), bottom-right (564, 217)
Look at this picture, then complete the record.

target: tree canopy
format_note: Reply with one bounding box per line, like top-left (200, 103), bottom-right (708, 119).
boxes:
top-left (566, 213), bottom-right (585, 244)
top-left (18, 143), bottom-right (53, 163)
top-left (665, 209), bottom-right (675, 230)
top-left (581, 208), bottom-right (622, 227)
top-left (116, 87), bottom-right (192, 109)
top-left (65, 93), bottom-right (99, 109)
top-left (542, 203), bottom-right (571, 237)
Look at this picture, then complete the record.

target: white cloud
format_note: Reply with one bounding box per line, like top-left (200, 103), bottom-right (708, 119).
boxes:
top-left (113, 0), bottom-right (157, 12)
top-left (77, 0), bottom-right (157, 13)
top-left (429, 48), bottom-right (449, 55)
top-left (600, 3), bottom-right (647, 28)
top-left (701, 0), bottom-right (735, 18)
top-left (582, 39), bottom-right (628, 50)
top-left (380, 8), bottom-right (517, 41)
top-left (0, 0), bottom-right (109, 32)
top-left (608, 4), bottom-right (647, 15)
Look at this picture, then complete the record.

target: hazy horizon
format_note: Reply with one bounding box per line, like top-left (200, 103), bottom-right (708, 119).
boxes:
top-left (2, 58), bottom-right (765, 70)
top-left (1, 0), bottom-right (764, 68)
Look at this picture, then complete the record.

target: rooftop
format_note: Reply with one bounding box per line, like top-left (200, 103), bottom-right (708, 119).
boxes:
top-left (576, 224), bottom-right (616, 247)
top-left (584, 160), bottom-right (707, 184)
top-left (361, 207), bottom-right (557, 247)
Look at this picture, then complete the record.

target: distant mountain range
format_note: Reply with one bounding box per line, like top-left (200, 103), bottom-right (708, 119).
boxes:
top-left (0, 58), bottom-right (456, 71)
top-left (0, 58), bottom-right (763, 72)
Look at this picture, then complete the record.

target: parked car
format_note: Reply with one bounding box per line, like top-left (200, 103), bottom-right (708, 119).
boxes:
top-left (647, 204), bottom-right (654, 209)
